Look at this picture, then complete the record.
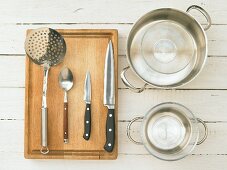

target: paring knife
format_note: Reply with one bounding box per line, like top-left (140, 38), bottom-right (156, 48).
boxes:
top-left (103, 40), bottom-right (115, 152)
top-left (83, 71), bottom-right (91, 140)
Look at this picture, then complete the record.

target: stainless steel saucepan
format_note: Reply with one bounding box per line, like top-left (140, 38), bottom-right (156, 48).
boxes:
top-left (127, 102), bottom-right (208, 161)
top-left (121, 5), bottom-right (211, 92)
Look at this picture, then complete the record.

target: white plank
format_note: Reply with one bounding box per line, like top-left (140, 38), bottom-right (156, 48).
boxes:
top-left (0, 120), bottom-right (24, 153)
top-left (118, 56), bottom-right (227, 89)
top-left (0, 88), bottom-right (24, 120)
top-left (2, 55), bottom-right (227, 89)
top-left (0, 56), bottom-right (25, 87)
top-left (119, 121), bottom-right (227, 155)
top-left (1, 88), bottom-right (227, 121)
top-left (0, 24), bottom-right (127, 56)
top-left (0, 152), bottom-right (227, 170)
top-left (0, 24), bottom-right (226, 56)
top-left (118, 89), bottom-right (227, 121)
top-left (1, 120), bottom-right (226, 155)
top-left (0, 0), bottom-right (226, 24)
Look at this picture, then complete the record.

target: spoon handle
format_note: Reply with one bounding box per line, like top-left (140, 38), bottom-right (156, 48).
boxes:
top-left (64, 102), bottom-right (68, 143)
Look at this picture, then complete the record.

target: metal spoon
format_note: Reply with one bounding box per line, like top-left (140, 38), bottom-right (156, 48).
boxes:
top-left (58, 67), bottom-right (74, 143)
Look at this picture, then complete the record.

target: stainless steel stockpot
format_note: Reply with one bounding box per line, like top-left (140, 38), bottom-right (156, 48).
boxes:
top-left (121, 5), bottom-right (211, 92)
top-left (127, 102), bottom-right (208, 161)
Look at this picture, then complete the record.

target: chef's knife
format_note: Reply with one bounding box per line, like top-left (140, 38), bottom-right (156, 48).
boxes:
top-left (104, 40), bottom-right (115, 152)
top-left (83, 71), bottom-right (91, 140)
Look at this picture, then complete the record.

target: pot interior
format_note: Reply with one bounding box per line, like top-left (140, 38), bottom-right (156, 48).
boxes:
top-left (145, 109), bottom-right (191, 154)
top-left (127, 8), bottom-right (207, 87)
top-left (141, 102), bottom-right (199, 161)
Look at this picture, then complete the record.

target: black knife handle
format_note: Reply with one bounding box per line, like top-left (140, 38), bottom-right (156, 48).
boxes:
top-left (104, 109), bottom-right (115, 152)
top-left (83, 103), bottom-right (91, 140)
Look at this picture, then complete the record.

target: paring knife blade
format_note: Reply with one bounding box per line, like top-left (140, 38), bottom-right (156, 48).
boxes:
top-left (83, 71), bottom-right (91, 140)
top-left (103, 40), bottom-right (115, 152)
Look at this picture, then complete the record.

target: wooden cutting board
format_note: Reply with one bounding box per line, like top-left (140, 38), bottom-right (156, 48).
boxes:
top-left (24, 29), bottom-right (118, 159)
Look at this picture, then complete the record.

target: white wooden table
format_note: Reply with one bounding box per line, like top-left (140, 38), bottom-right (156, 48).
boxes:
top-left (1, 0), bottom-right (227, 169)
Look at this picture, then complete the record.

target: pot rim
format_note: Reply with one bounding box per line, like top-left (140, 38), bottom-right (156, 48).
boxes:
top-left (126, 7), bottom-right (208, 88)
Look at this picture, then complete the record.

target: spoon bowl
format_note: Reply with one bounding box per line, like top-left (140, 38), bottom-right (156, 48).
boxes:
top-left (59, 68), bottom-right (74, 91)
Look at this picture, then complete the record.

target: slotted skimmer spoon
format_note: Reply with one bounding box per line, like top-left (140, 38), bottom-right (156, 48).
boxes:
top-left (25, 27), bottom-right (66, 154)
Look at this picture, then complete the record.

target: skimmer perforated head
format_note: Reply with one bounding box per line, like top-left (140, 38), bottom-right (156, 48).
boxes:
top-left (25, 27), bottom-right (66, 66)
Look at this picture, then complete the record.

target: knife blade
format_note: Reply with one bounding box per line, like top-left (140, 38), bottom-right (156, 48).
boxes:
top-left (83, 71), bottom-right (91, 140)
top-left (103, 40), bottom-right (115, 152)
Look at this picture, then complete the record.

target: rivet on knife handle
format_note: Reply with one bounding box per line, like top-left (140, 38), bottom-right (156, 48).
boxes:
top-left (83, 103), bottom-right (91, 140)
top-left (104, 109), bottom-right (115, 152)
top-left (64, 102), bottom-right (68, 143)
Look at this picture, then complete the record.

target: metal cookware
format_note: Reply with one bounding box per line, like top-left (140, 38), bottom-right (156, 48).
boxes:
top-left (121, 5), bottom-right (211, 92)
top-left (25, 27), bottom-right (66, 154)
top-left (127, 102), bottom-right (208, 161)
top-left (58, 67), bottom-right (74, 144)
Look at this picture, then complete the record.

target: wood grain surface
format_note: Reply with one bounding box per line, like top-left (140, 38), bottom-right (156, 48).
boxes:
top-left (0, 0), bottom-right (227, 169)
top-left (24, 29), bottom-right (118, 159)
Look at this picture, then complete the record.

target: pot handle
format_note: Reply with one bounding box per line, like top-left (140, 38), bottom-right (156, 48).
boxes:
top-left (127, 116), bottom-right (144, 145)
top-left (186, 5), bottom-right (211, 31)
top-left (196, 118), bottom-right (208, 145)
top-left (121, 66), bottom-right (148, 93)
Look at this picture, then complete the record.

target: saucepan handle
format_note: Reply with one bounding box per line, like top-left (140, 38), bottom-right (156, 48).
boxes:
top-left (121, 66), bottom-right (148, 93)
top-left (127, 116), bottom-right (144, 145)
top-left (196, 118), bottom-right (208, 145)
top-left (186, 5), bottom-right (211, 31)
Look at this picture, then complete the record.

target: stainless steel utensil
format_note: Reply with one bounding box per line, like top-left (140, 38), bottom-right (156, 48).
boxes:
top-left (121, 5), bottom-right (211, 92)
top-left (25, 27), bottom-right (66, 154)
top-left (83, 71), bottom-right (91, 140)
top-left (58, 67), bottom-right (74, 144)
top-left (103, 40), bottom-right (115, 152)
top-left (127, 102), bottom-right (208, 161)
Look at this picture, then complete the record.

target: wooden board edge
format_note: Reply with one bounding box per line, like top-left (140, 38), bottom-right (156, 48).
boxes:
top-left (24, 154), bottom-right (117, 160)
top-left (112, 29), bottom-right (118, 159)
top-left (56, 28), bottom-right (119, 33)
top-left (24, 151), bottom-right (102, 160)
top-left (24, 56), bottom-right (30, 159)
top-left (24, 29), bottom-right (32, 159)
